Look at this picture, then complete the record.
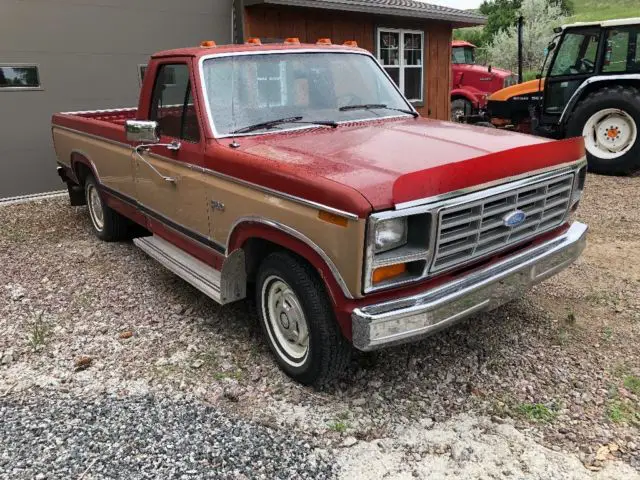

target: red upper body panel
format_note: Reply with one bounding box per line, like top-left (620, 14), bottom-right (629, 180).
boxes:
top-left (53, 43), bottom-right (586, 219)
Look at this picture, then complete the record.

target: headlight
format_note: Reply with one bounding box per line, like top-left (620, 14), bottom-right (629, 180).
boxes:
top-left (364, 213), bottom-right (433, 293)
top-left (374, 218), bottom-right (407, 253)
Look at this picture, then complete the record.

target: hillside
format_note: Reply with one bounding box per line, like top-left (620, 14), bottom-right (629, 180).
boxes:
top-left (569, 0), bottom-right (639, 22)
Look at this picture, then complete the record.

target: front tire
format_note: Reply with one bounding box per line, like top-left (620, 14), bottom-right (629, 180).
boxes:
top-left (256, 252), bottom-right (351, 386)
top-left (451, 98), bottom-right (472, 122)
top-left (567, 85), bottom-right (640, 175)
top-left (84, 174), bottom-right (131, 241)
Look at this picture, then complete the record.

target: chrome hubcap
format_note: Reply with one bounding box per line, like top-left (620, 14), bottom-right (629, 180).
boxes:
top-left (262, 276), bottom-right (309, 366)
top-left (583, 108), bottom-right (637, 160)
top-left (87, 184), bottom-right (104, 231)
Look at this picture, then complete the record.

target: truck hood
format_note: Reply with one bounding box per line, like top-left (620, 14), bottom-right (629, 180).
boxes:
top-left (459, 64), bottom-right (514, 78)
top-left (238, 117), bottom-right (585, 212)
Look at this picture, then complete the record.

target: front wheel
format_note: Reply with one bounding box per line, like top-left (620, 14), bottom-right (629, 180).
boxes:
top-left (256, 252), bottom-right (351, 386)
top-left (451, 98), bottom-right (472, 122)
top-left (567, 86), bottom-right (640, 175)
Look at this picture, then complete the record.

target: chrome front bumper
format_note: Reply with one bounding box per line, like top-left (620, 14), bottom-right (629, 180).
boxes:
top-left (352, 222), bottom-right (588, 351)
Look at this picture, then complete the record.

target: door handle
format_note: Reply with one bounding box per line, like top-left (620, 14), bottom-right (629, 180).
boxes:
top-left (132, 142), bottom-right (181, 185)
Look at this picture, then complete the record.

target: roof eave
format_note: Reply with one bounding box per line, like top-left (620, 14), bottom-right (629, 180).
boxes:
top-left (244, 0), bottom-right (487, 27)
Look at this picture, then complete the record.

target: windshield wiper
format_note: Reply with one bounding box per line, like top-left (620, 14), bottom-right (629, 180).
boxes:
top-left (338, 104), bottom-right (418, 118)
top-left (231, 116), bottom-right (338, 135)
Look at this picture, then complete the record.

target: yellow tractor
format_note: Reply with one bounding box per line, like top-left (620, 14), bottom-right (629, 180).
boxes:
top-left (486, 18), bottom-right (640, 175)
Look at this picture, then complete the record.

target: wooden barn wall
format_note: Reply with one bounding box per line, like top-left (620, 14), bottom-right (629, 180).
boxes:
top-left (243, 5), bottom-right (452, 120)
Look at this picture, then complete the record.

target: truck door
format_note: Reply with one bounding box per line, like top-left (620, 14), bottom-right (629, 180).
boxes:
top-left (543, 28), bottom-right (602, 119)
top-left (134, 60), bottom-right (210, 242)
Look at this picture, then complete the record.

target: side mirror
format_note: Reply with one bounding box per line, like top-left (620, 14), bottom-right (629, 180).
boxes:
top-left (125, 120), bottom-right (159, 143)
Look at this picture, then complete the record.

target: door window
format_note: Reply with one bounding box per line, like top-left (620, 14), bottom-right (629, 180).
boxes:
top-left (149, 64), bottom-right (201, 142)
top-left (603, 27), bottom-right (640, 73)
top-left (549, 30), bottom-right (600, 77)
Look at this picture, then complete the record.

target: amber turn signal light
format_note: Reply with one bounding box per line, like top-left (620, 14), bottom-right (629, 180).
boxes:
top-left (246, 37), bottom-right (262, 45)
top-left (200, 40), bottom-right (217, 48)
top-left (317, 38), bottom-right (332, 45)
top-left (284, 37), bottom-right (301, 44)
top-left (372, 264), bottom-right (406, 284)
top-left (318, 211), bottom-right (349, 227)
top-left (343, 40), bottom-right (358, 47)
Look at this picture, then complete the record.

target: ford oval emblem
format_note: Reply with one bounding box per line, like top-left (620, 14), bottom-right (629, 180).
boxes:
top-left (503, 210), bottom-right (527, 227)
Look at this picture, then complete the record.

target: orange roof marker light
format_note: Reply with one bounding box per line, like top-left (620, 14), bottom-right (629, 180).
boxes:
top-left (284, 37), bottom-right (301, 45)
top-left (200, 40), bottom-right (217, 48)
top-left (317, 38), bottom-right (332, 45)
top-left (245, 37), bottom-right (262, 46)
top-left (343, 40), bottom-right (358, 47)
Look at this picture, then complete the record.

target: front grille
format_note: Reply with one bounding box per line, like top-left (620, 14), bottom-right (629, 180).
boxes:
top-left (431, 174), bottom-right (574, 273)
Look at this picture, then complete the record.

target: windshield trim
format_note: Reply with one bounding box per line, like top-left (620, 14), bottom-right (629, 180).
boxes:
top-left (197, 48), bottom-right (417, 139)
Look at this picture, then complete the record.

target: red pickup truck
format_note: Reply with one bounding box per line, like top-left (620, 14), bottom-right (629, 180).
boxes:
top-left (52, 39), bottom-right (588, 385)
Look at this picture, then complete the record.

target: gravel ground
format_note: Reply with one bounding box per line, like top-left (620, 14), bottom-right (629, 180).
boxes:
top-left (1, 391), bottom-right (333, 479)
top-left (1, 173), bottom-right (639, 479)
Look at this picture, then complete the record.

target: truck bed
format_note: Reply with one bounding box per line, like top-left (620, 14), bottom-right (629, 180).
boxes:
top-left (52, 107), bottom-right (137, 145)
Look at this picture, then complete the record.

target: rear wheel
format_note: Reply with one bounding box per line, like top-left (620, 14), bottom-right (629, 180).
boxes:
top-left (84, 174), bottom-right (131, 241)
top-left (567, 85), bottom-right (640, 175)
top-left (451, 98), bottom-right (472, 122)
top-left (256, 251), bottom-right (351, 386)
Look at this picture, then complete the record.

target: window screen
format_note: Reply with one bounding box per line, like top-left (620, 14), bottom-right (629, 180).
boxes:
top-left (0, 65), bottom-right (40, 89)
top-left (149, 64), bottom-right (200, 142)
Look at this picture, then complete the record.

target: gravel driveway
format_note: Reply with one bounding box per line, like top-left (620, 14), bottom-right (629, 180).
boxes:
top-left (1, 173), bottom-right (639, 479)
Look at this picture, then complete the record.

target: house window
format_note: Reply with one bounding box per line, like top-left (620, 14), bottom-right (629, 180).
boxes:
top-left (377, 29), bottom-right (424, 102)
top-left (0, 65), bottom-right (41, 90)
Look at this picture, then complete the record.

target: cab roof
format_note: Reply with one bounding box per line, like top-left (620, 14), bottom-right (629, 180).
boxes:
top-left (152, 42), bottom-right (367, 59)
top-left (562, 17), bottom-right (640, 30)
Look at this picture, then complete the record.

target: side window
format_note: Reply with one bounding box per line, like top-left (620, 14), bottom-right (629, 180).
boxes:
top-left (149, 63), bottom-right (200, 142)
top-left (550, 30), bottom-right (600, 77)
top-left (603, 27), bottom-right (640, 73)
top-left (0, 65), bottom-right (41, 90)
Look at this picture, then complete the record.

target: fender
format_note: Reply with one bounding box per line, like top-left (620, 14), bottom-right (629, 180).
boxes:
top-left (227, 217), bottom-right (355, 328)
top-left (451, 88), bottom-right (483, 109)
top-left (69, 150), bottom-right (99, 185)
top-left (559, 74), bottom-right (640, 125)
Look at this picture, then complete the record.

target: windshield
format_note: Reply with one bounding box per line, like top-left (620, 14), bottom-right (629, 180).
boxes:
top-left (452, 47), bottom-right (475, 65)
top-left (201, 52), bottom-right (413, 136)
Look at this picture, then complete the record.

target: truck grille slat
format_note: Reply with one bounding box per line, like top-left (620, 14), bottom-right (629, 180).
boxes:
top-left (431, 174), bottom-right (574, 273)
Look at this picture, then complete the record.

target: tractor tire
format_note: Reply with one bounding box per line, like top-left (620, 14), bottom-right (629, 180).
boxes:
top-left (451, 98), bottom-right (472, 122)
top-left (567, 85), bottom-right (640, 175)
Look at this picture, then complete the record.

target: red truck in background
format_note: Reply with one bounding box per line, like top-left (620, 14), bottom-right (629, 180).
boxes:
top-left (451, 40), bottom-right (518, 121)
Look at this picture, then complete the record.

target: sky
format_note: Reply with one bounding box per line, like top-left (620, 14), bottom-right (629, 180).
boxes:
top-left (426, 0), bottom-right (484, 9)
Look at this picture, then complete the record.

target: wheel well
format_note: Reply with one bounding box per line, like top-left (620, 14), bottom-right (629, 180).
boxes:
top-left (243, 238), bottom-right (283, 283)
top-left (242, 237), bottom-right (324, 288)
top-left (566, 79), bottom-right (640, 121)
top-left (73, 160), bottom-right (93, 187)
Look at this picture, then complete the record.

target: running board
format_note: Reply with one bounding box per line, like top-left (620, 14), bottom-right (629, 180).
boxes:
top-left (134, 235), bottom-right (246, 305)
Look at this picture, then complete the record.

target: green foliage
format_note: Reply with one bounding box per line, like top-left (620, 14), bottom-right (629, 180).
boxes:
top-left (569, 0), bottom-right (639, 22)
top-left (480, 0), bottom-right (522, 41)
top-left (624, 375), bottom-right (640, 395)
top-left (453, 26), bottom-right (486, 47)
top-left (516, 402), bottom-right (558, 422)
top-left (328, 421), bottom-right (348, 433)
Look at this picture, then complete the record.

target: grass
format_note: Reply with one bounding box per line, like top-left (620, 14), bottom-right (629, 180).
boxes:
top-left (328, 421), bottom-right (348, 433)
top-left (623, 375), bottom-right (640, 395)
top-left (607, 399), bottom-right (640, 425)
top-left (516, 403), bottom-right (557, 423)
top-left (569, 0), bottom-right (639, 22)
top-left (27, 312), bottom-right (50, 350)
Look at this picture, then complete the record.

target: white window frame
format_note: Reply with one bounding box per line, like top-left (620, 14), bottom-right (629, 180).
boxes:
top-left (376, 28), bottom-right (424, 103)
